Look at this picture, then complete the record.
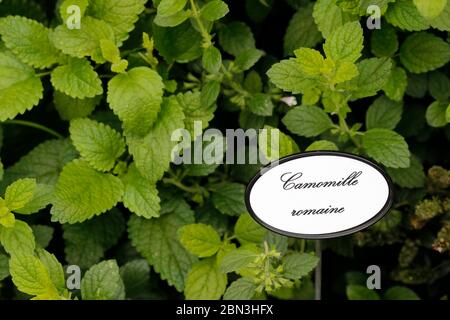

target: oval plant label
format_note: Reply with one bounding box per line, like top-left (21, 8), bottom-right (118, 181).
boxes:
top-left (245, 151), bottom-right (394, 239)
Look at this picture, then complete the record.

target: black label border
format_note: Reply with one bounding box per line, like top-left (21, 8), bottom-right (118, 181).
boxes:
top-left (245, 151), bottom-right (395, 239)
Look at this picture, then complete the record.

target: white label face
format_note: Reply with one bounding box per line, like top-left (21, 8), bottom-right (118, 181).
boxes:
top-left (246, 152), bottom-right (393, 239)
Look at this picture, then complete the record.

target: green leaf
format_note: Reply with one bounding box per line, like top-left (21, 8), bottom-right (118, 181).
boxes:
top-left (366, 95), bottom-right (403, 130)
top-left (4, 178), bottom-right (36, 211)
top-left (219, 22), bottom-right (255, 56)
top-left (0, 51), bottom-right (43, 121)
top-left (128, 199), bottom-right (197, 292)
top-left (31, 225), bottom-right (54, 248)
top-left (87, 0), bottom-right (147, 46)
top-left (119, 259), bottom-right (151, 299)
top-left (196, 203), bottom-right (230, 235)
top-left (265, 232), bottom-right (288, 254)
top-left (177, 91), bottom-right (216, 138)
top-left (372, 209), bottom-right (401, 232)
top-left (428, 71), bottom-right (450, 102)
top-left (294, 48), bottom-right (325, 76)
top-left (306, 140), bottom-right (338, 151)
top-left (384, 286), bottom-right (420, 300)
top-left (63, 209), bottom-right (124, 269)
top-left (430, 1), bottom-right (450, 31)
top-left (0, 16), bottom-right (61, 68)
top-left (387, 155), bottom-right (425, 188)
top-left (259, 125), bottom-right (299, 161)
top-left (239, 111), bottom-right (265, 129)
top-left (284, 4), bottom-right (322, 56)
top-left (324, 21), bottom-right (363, 63)
top-left (0, 160), bottom-right (3, 182)
top-left (223, 277), bottom-right (256, 300)
top-left (282, 106), bottom-right (333, 138)
top-left (234, 49), bottom-right (263, 72)
top-left (283, 253), bottom-right (320, 280)
top-left (0, 220), bottom-right (35, 255)
top-left (51, 160), bottom-right (124, 224)
top-left (202, 46), bottom-right (222, 74)
top-left (0, 139), bottom-right (77, 188)
top-left (69, 118), bottom-right (125, 172)
top-left (267, 58), bottom-right (317, 94)
top-left (332, 61), bottom-right (359, 84)
top-left (179, 224), bottom-right (221, 258)
top-left (346, 285), bottom-right (380, 300)
top-left (36, 248), bottom-right (65, 293)
top-left (400, 33), bottom-right (450, 73)
top-left (220, 249), bottom-right (259, 273)
top-left (81, 260), bottom-right (125, 300)
top-left (154, 10), bottom-right (191, 27)
top-left (348, 58), bottom-right (393, 100)
top-left (201, 80), bottom-right (221, 109)
top-left (363, 129), bottom-right (410, 168)
top-left (0, 253), bottom-right (9, 281)
top-left (0, 203), bottom-right (15, 228)
top-left (9, 253), bottom-right (60, 299)
top-left (100, 39), bottom-right (128, 73)
top-left (14, 184), bottom-right (54, 215)
top-left (385, 0), bottom-right (430, 31)
top-left (371, 24), bottom-right (399, 57)
top-left (158, 0), bottom-right (187, 17)
top-left (245, 0), bottom-right (273, 22)
top-left (447, 105), bottom-right (450, 123)
top-left (247, 93), bottom-right (274, 116)
top-left (51, 17), bottom-right (115, 63)
top-left (211, 182), bottom-right (247, 216)
top-left (234, 213), bottom-right (267, 245)
top-left (185, 258), bottom-right (227, 300)
top-left (108, 67), bottom-right (164, 137)
top-left (335, 0), bottom-right (361, 14)
top-left (127, 97), bottom-right (185, 182)
top-left (359, 0), bottom-right (395, 14)
top-left (383, 66), bottom-right (408, 102)
top-left (54, 91), bottom-right (100, 121)
top-left (406, 73), bottom-right (428, 98)
top-left (313, 0), bottom-right (358, 38)
top-left (201, 0), bottom-right (229, 21)
top-left (426, 101), bottom-right (448, 128)
top-left (413, 0), bottom-right (447, 20)
top-left (153, 21), bottom-right (202, 63)
top-left (122, 164), bottom-right (160, 219)
top-left (51, 58), bottom-right (102, 99)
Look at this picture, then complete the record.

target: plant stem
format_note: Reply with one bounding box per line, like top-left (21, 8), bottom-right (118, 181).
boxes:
top-left (162, 178), bottom-right (200, 194)
top-left (315, 240), bottom-right (322, 301)
top-left (299, 239), bottom-right (306, 253)
top-left (145, 8), bottom-right (156, 15)
top-left (2, 120), bottom-right (64, 139)
top-left (36, 71), bottom-right (52, 77)
top-left (189, 0), bottom-right (212, 48)
top-left (339, 115), bottom-right (362, 149)
top-left (221, 64), bottom-right (249, 97)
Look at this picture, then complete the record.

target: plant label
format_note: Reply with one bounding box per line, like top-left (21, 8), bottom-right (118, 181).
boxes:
top-left (245, 151), bottom-right (394, 239)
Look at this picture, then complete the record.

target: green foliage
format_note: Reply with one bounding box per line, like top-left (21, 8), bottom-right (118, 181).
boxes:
top-left (81, 260), bottom-right (125, 300)
top-left (0, 52), bottom-right (43, 121)
top-left (0, 0), bottom-right (448, 302)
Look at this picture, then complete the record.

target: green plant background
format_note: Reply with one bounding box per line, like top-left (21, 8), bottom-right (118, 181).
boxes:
top-left (0, 0), bottom-right (449, 300)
